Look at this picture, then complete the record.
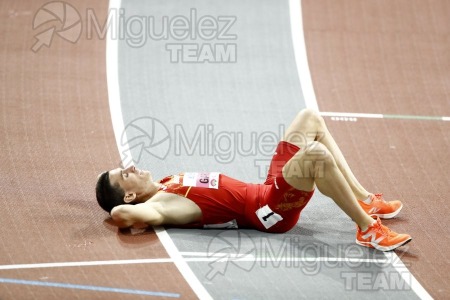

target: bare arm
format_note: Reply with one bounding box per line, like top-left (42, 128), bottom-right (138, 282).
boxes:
top-left (110, 203), bottom-right (164, 229)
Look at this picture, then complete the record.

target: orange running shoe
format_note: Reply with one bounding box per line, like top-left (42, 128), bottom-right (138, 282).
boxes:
top-left (358, 193), bottom-right (403, 219)
top-left (356, 216), bottom-right (412, 251)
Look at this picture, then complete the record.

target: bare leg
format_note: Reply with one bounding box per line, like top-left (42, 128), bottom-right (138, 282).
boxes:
top-left (282, 142), bottom-right (374, 230)
top-left (284, 109), bottom-right (370, 200)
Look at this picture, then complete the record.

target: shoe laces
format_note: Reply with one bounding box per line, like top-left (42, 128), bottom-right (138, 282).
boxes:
top-left (367, 218), bottom-right (390, 236)
top-left (376, 223), bottom-right (391, 237)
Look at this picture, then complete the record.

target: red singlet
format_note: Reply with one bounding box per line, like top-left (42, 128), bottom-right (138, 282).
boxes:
top-left (158, 141), bottom-right (314, 233)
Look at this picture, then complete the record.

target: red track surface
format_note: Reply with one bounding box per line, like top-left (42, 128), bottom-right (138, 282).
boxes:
top-left (0, 0), bottom-right (196, 299)
top-left (303, 1), bottom-right (450, 298)
top-left (1, 0), bottom-right (448, 299)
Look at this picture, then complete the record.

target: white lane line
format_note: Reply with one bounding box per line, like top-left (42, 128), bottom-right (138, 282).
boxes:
top-left (181, 252), bottom-right (238, 257)
top-left (289, 0), bottom-right (318, 111)
top-left (153, 227), bottom-right (213, 300)
top-left (106, 0), bottom-right (132, 166)
top-left (0, 259), bottom-right (174, 270)
top-left (0, 255), bottom-right (391, 270)
top-left (320, 112), bottom-right (383, 119)
top-left (385, 252), bottom-right (433, 300)
top-left (322, 111), bottom-right (449, 121)
top-left (292, 1), bottom-right (433, 300)
top-left (106, 1), bottom-right (212, 299)
top-left (181, 252), bottom-right (390, 264)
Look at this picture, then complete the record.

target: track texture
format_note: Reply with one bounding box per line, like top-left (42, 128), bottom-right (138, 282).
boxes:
top-left (1, 0), bottom-right (448, 298)
top-left (302, 1), bottom-right (450, 298)
top-left (0, 0), bottom-right (195, 299)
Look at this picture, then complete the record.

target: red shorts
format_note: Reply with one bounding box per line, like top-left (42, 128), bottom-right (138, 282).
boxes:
top-left (247, 141), bottom-right (315, 233)
top-left (159, 141), bottom-right (314, 233)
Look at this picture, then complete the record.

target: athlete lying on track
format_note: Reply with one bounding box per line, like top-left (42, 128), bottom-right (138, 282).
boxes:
top-left (96, 109), bottom-right (411, 251)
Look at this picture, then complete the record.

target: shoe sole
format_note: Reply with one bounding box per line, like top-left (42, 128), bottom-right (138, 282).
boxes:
top-left (356, 237), bottom-right (412, 252)
top-left (370, 203), bottom-right (403, 219)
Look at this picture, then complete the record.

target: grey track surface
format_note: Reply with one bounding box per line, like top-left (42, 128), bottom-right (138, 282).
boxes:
top-left (118, 0), bottom-right (304, 182)
top-left (117, 0), bottom-right (419, 299)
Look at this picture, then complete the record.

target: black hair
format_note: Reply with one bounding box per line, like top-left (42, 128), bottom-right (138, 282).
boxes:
top-left (95, 171), bottom-right (126, 213)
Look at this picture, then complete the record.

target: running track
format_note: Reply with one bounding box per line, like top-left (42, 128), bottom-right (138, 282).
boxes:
top-left (0, 0), bottom-right (448, 299)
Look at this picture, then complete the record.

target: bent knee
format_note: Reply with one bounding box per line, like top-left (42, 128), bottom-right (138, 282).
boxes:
top-left (298, 108), bottom-right (324, 124)
top-left (282, 142), bottom-right (331, 183)
top-left (304, 142), bottom-right (335, 164)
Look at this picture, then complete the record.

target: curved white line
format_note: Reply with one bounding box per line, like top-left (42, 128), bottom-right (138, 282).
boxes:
top-left (106, 0), bottom-right (132, 166)
top-left (289, 1), bottom-right (432, 299)
top-left (288, 0), bottom-right (318, 111)
top-left (106, 1), bottom-right (212, 299)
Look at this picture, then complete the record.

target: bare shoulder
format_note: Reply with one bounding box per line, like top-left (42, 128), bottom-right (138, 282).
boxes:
top-left (147, 192), bottom-right (202, 225)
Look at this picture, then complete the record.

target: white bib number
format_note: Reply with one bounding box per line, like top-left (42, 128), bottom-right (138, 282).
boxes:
top-left (256, 205), bottom-right (283, 229)
top-left (183, 172), bottom-right (220, 189)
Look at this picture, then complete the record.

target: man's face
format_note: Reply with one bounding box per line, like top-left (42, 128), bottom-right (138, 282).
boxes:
top-left (108, 165), bottom-right (153, 202)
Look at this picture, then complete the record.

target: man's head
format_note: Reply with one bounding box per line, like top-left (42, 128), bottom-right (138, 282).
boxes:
top-left (95, 166), bottom-right (157, 213)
